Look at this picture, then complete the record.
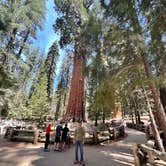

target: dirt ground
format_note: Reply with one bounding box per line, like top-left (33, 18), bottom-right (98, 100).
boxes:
top-left (0, 128), bottom-right (146, 166)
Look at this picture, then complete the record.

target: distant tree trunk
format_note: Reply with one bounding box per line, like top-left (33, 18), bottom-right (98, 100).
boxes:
top-left (55, 97), bottom-right (62, 120)
top-left (131, 111), bottom-right (134, 125)
top-left (102, 108), bottom-right (105, 124)
top-left (129, 100), bottom-right (135, 125)
top-left (134, 109), bottom-right (138, 124)
top-left (63, 40), bottom-right (85, 122)
top-left (17, 29), bottom-right (30, 58)
top-left (54, 79), bottom-right (64, 120)
top-left (63, 67), bottom-right (70, 107)
top-left (133, 97), bottom-right (141, 124)
top-left (137, 111), bottom-right (141, 124)
top-left (95, 114), bottom-right (98, 126)
top-left (141, 54), bottom-right (166, 142)
top-left (132, 99), bottom-right (138, 124)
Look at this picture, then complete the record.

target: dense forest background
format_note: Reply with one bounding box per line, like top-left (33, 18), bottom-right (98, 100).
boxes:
top-left (0, 0), bottom-right (165, 136)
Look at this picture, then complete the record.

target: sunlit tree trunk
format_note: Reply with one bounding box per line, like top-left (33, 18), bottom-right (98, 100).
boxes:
top-left (63, 41), bottom-right (85, 122)
top-left (141, 54), bottom-right (166, 142)
top-left (143, 86), bottom-right (165, 152)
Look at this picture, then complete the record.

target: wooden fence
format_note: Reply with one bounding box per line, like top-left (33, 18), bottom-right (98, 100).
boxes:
top-left (126, 122), bottom-right (146, 132)
top-left (134, 144), bottom-right (166, 166)
top-left (9, 128), bottom-right (38, 144)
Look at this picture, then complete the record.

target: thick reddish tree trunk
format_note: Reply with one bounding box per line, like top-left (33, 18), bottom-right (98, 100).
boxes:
top-left (63, 42), bottom-right (85, 122)
top-left (160, 87), bottom-right (166, 113)
top-left (141, 54), bottom-right (166, 142)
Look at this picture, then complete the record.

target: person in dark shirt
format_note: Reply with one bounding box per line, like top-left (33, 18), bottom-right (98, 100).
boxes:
top-left (62, 123), bottom-right (69, 151)
top-left (44, 122), bottom-right (51, 151)
top-left (54, 121), bottom-right (63, 151)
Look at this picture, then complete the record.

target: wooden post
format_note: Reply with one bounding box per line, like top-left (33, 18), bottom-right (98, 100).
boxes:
top-left (33, 129), bottom-right (38, 144)
top-left (93, 128), bottom-right (98, 144)
top-left (10, 128), bottom-right (14, 140)
top-left (148, 151), bottom-right (155, 165)
top-left (134, 144), bottom-right (141, 166)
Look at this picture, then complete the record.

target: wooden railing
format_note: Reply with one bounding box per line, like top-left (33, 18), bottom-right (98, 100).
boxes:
top-left (10, 128), bottom-right (38, 144)
top-left (134, 144), bottom-right (166, 166)
top-left (126, 122), bottom-right (146, 132)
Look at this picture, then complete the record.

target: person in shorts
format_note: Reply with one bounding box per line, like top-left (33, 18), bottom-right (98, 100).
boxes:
top-left (54, 121), bottom-right (62, 151)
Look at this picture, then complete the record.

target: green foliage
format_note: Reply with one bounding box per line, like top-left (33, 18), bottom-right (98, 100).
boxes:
top-left (1, 0), bottom-right (165, 123)
top-left (54, 0), bottom-right (90, 47)
top-left (52, 54), bottom-right (73, 119)
top-left (0, 0), bottom-right (46, 66)
top-left (97, 123), bottom-right (110, 131)
top-left (27, 73), bottom-right (49, 121)
top-left (45, 41), bottom-right (59, 103)
top-left (0, 67), bottom-right (18, 117)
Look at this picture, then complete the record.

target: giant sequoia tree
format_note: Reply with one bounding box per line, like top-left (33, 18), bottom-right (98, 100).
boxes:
top-left (54, 0), bottom-right (91, 122)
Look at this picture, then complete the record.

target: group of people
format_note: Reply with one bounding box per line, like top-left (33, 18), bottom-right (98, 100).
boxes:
top-left (44, 121), bottom-right (70, 151)
top-left (44, 121), bottom-right (85, 165)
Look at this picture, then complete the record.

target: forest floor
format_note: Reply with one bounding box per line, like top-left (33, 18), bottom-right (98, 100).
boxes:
top-left (0, 128), bottom-right (146, 166)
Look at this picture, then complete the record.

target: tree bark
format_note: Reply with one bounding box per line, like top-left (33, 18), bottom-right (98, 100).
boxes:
top-left (95, 114), bottom-right (98, 126)
top-left (131, 111), bottom-right (134, 126)
top-left (160, 87), bottom-right (166, 113)
top-left (102, 108), bottom-right (105, 124)
top-left (17, 29), bottom-right (30, 58)
top-left (129, 99), bottom-right (135, 125)
top-left (143, 87), bottom-right (165, 152)
top-left (133, 97), bottom-right (141, 124)
top-left (55, 97), bottom-right (62, 120)
top-left (63, 40), bottom-right (85, 122)
top-left (141, 54), bottom-right (166, 142)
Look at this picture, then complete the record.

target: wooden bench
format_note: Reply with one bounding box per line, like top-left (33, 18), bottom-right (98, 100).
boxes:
top-left (10, 129), bottom-right (38, 144)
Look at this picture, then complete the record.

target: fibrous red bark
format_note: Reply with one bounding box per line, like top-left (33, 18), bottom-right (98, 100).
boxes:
top-left (62, 42), bottom-right (85, 122)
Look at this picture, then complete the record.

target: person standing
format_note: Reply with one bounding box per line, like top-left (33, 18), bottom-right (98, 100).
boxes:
top-left (73, 121), bottom-right (85, 165)
top-left (54, 121), bottom-right (63, 151)
top-left (44, 123), bottom-right (51, 151)
top-left (61, 123), bottom-right (69, 151)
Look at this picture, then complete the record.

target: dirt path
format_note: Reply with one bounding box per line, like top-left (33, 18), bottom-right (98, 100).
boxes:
top-left (0, 128), bottom-right (146, 166)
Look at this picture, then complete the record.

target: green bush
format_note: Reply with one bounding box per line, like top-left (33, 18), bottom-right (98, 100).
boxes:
top-left (97, 123), bottom-right (110, 131)
top-left (17, 132), bottom-right (34, 137)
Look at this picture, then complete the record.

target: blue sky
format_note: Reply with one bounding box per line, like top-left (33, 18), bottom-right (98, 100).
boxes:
top-left (33, 0), bottom-right (58, 53)
top-left (33, 0), bottom-right (65, 90)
